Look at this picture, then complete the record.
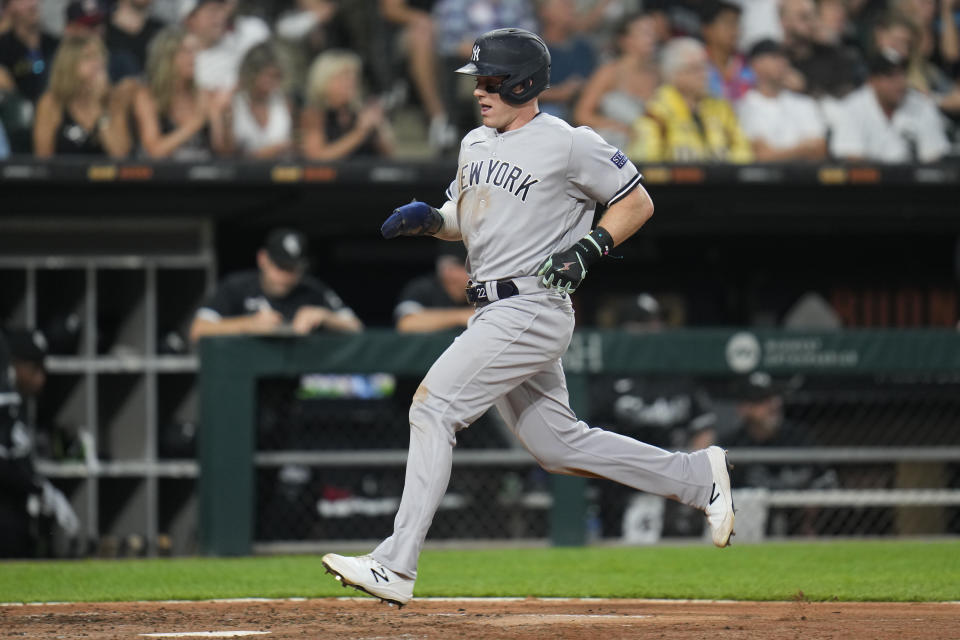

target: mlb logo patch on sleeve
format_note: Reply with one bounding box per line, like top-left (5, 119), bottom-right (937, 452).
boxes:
top-left (610, 151), bottom-right (628, 169)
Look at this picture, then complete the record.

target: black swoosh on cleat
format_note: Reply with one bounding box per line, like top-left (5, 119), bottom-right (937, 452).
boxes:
top-left (709, 482), bottom-right (720, 505)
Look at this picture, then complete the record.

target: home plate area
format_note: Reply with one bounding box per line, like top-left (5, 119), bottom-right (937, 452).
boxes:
top-left (2, 597), bottom-right (958, 639)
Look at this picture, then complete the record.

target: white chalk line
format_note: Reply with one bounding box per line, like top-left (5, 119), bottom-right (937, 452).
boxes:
top-left (4, 597), bottom-right (960, 607)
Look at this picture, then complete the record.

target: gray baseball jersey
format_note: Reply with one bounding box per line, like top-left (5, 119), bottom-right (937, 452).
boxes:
top-left (371, 114), bottom-right (716, 579)
top-left (444, 113), bottom-right (643, 282)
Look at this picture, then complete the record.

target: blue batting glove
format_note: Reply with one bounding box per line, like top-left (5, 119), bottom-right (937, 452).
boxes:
top-left (381, 201), bottom-right (443, 239)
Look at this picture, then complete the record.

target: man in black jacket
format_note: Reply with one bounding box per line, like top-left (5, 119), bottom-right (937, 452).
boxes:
top-left (0, 329), bottom-right (78, 558)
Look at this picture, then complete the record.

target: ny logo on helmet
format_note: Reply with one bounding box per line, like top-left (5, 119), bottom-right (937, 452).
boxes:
top-left (471, 44), bottom-right (480, 62)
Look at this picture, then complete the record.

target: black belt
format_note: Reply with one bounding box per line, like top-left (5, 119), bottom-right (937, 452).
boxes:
top-left (465, 280), bottom-right (520, 305)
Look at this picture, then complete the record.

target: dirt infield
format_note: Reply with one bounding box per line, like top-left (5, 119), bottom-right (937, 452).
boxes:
top-left (2, 598), bottom-right (958, 640)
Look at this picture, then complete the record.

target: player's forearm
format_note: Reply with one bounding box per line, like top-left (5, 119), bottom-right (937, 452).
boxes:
top-left (302, 125), bottom-right (369, 161)
top-left (189, 316), bottom-right (267, 342)
top-left (140, 118), bottom-right (205, 158)
top-left (322, 312), bottom-right (364, 333)
top-left (595, 184), bottom-right (654, 247)
top-left (396, 308), bottom-right (473, 333)
top-left (751, 138), bottom-right (826, 162)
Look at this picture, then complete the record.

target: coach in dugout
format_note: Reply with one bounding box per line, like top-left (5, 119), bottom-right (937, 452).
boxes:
top-left (189, 228), bottom-right (363, 342)
top-left (0, 329), bottom-right (79, 558)
top-left (394, 243), bottom-right (474, 333)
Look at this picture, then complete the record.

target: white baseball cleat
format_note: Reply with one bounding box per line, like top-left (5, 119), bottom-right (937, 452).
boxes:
top-left (704, 446), bottom-right (735, 548)
top-left (322, 553), bottom-right (414, 607)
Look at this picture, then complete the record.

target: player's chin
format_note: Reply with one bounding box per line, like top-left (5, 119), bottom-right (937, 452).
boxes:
top-left (478, 106), bottom-right (495, 125)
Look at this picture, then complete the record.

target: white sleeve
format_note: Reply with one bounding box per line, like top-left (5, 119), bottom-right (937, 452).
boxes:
top-left (568, 126), bottom-right (642, 207)
top-left (433, 200), bottom-right (462, 241)
top-left (827, 101), bottom-right (863, 159)
top-left (914, 95), bottom-right (950, 163)
top-left (796, 96), bottom-right (827, 139)
top-left (736, 96), bottom-right (766, 141)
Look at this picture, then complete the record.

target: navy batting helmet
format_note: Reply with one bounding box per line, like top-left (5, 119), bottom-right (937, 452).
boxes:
top-left (455, 28), bottom-right (551, 106)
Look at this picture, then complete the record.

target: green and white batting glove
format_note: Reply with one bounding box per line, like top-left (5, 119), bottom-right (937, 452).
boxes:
top-left (537, 226), bottom-right (614, 294)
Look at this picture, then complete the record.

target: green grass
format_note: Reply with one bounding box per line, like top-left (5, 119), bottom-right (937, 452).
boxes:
top-left (1, 540), bottom-right (957, 603)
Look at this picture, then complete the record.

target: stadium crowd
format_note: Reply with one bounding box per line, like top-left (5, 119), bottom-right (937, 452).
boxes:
top-left (0, 0), bottom-right (958, 163)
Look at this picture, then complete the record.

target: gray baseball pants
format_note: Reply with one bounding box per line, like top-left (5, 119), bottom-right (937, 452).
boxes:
top-left (372, 288), bottom-right (715, 578)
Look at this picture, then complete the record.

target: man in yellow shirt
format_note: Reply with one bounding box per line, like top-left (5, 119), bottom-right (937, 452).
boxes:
top-left (629, 37), bottom-right (753, 163)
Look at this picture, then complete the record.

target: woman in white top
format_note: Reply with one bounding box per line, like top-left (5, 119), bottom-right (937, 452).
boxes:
top-left (232, 43), bottom-right (293, 159)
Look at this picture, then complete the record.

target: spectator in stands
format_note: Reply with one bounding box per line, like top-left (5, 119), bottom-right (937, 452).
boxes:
top-left (872, 10), bottom-right (960, 113)
top-left (574, 11), bottom-right (659, 149)
top-left (105, 0), bottom-right (165, 80)
top-left (892, 0), bottom-right (960, 81)
top-left (873, 11), bottom-right (927, 89)
top-left (300, 49), bottom-right (394, 160)
top-left (547, 0), bottom-right (617, 54)
top-left (638, 0), bottom-right (672, 45)
top-left (182, 0), bottom-right (269, 91)
top-left (701, 0), bottom-right (753, 102)
top-left (133, 26), bottom-right (234, 160)
top-left (737, 39), bottom-right (827, 161)
top-left (394, 243), bottom-right (473, 333)
top-left (380, 0), bottom-right (457, 152)
top-left (779, 0), bottom-right (862, 98)
top-left (273, 0), bottom-right (338, 99)
top-left (0, 0), bottom-right (59, 103)
top-left (629, 37), bottom-right (753, 163)
top-left (190, 228), bottom-right (363, 342)
top-left (648, 0), bottom-right (704, 39)
top-left (231, 42), bottom-right (292, 158)
top-left (812, 0), bottom-right (858, 49)
top-left (535, 0), bottom-right (596, 122)
top-left (0, 329), bottom-right (79, 559)
top-left (829, 51), bottom-right (950, 163)
top-left (62, 1), bottom-right (106, 39)
top-left (732, 0), bottom-right (782, 52)
top-left (275, 0), bottom-right (337, 50)
top-left (33, 34), bottom-right (136, 157)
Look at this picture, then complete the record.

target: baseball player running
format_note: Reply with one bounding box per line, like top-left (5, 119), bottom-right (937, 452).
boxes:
top-left (322, 28), bottom-right (734, 607)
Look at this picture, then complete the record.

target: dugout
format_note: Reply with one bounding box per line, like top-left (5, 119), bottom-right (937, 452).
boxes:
top-left (2, 157), bottom-right (960, 556)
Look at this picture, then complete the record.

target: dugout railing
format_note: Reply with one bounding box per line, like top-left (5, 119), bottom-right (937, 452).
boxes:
top-left (198, 329), bottom-right (960, 556)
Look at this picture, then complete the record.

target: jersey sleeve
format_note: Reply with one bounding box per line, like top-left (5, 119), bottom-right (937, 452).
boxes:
top-left (445, 176), bottom-right (458, 203)
top-left (393, 277), bottom-right (432, 322)
top-left (306, 279), bottom-right (358, 319)
top-left (195, 277), bottom-right (243, 322)
top-left (568, 126), bottom-right (643, 207)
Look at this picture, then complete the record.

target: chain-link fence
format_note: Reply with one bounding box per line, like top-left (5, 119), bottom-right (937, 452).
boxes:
top-left (251, 370), bottom-right (960, 547)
